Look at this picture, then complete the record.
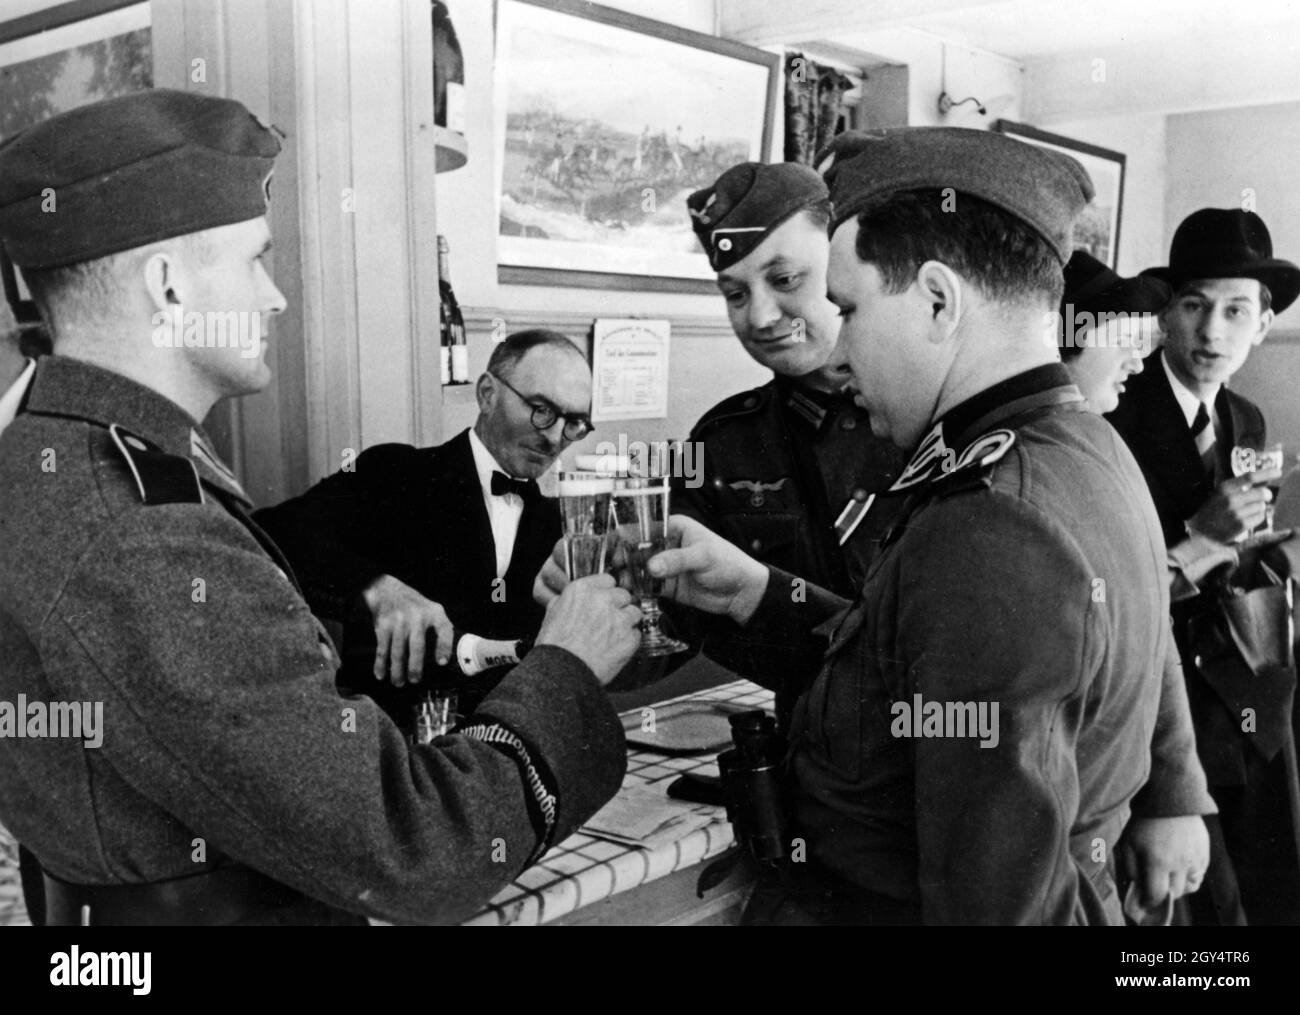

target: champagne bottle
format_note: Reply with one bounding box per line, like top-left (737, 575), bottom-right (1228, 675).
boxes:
top-left (437, 235), bottom-right (469, 385)
top-left (432, 1), bottom-right (465, 134)
top-left (453, 631), bottom-right (532, 676)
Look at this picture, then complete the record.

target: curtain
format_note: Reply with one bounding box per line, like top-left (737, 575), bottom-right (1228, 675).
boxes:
top-left (784, 52), bottom-right (856, 165)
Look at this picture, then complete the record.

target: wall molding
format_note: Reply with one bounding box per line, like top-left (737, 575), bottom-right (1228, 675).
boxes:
top-left (461, 306), bottom-right (736, 346)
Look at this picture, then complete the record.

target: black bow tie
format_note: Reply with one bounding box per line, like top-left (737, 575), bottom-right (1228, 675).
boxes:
top-left (491, 471), bottom-right (540, 503)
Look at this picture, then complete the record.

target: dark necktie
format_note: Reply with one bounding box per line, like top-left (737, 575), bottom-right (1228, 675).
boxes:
top-left (491, 470), bottom-right (540, 504)
top-left (1191, 402), bottom-right (1217, 479)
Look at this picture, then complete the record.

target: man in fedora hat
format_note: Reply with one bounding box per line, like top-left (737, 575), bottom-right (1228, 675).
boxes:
top-left (1108, 207), bottom-right (1300, 924)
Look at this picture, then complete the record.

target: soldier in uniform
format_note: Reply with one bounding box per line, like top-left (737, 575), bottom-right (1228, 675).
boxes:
top-left (637, 128), bottom-right (1180, 923)
top-left (672, 162), bottom-right (905, 725)
top-left (0, 89), bottom-right (640, 925)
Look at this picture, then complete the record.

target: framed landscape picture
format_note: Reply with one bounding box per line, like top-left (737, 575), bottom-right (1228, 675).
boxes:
top-left (994, 120), bottom-right (1126, 267)
top-left (494, 0), bottom-right (779, 292)
top-left (0, 0), bottom-right (151, 326)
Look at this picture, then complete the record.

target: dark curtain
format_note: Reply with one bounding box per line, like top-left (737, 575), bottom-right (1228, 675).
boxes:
top-left (784, 52), bottom-right (856, 165)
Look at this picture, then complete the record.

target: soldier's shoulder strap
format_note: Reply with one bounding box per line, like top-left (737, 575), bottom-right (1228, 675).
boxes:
top-left (108, 423), bottom-right (205, 506)
top-left (690, 382), bottom-right (775, 436)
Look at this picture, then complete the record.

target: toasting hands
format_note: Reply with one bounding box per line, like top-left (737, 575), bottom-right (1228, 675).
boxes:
top-left (534, 515), bottom-right (769, 627)
top-left (535, 574), bottom-right (642, 685)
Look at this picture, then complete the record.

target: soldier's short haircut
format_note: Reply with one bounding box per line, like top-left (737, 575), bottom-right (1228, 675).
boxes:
top-left (22, 232), bottom-right (217, 340)
top-left (486, 328), bottom-right (586, 379)
top-left (851, 189), bottom-right (1064, 308)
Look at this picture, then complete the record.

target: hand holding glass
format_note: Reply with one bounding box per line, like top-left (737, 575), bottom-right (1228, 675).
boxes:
top-left (611, 476), bottom-right (688, 657)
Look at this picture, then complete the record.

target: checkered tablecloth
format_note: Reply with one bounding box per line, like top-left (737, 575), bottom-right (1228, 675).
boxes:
top-left (0, 820), bottom-right (30, 927)
top-left (462, 679), bottom-right (772, 926)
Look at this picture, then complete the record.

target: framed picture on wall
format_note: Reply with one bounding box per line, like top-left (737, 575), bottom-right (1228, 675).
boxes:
top-left (994, 120), bottom-right (1126, 267)
top-left (0, 0), bottom-right (152, 327)
top-left (494, 0), bottom-right (780, 293)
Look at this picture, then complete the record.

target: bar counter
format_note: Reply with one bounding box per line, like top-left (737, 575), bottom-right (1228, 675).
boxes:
top-left (462, 679), bottom-right (773, 926)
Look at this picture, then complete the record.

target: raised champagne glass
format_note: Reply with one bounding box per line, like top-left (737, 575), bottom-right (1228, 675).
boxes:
top-left (611, 475), bottom-right (688, 657)
top-left (557, 471), bottom-right (615, 579)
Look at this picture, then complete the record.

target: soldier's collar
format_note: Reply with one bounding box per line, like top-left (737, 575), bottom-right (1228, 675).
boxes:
top-left (777, 376), bottom-right (857, 431)
top-left (888, 364), bottom-right (1083, 495)
top-left (939, 363), bottom-right (1083, 452)
top-left (23, 355), bottom-right (249, 504)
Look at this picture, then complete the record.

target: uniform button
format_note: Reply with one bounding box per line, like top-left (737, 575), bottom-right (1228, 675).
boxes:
top-left (743, 396), bottom-right (758, 409)
top-left (852, 488), bottom-right (869, 502)
top-left (751, 539), bottom-right (763, 553)
top-left (713, 477), bottom-right (725, 489)
top-left (840, 416), bottom-right (857, 431)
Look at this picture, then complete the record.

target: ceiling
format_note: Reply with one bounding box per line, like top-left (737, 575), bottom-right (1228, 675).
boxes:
top-left (834, 0), bottom-right (1300, 60)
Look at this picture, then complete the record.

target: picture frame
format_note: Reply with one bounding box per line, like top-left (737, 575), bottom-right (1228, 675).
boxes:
top-left (0, 0), bottom-right (151, 326)
top-left (994, 120), bottom-right (1126, 268)
top-left (494, 0), bottom-right (780, 293)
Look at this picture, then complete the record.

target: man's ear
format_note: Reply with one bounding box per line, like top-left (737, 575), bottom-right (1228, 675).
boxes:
top-left (475, 372), bottom-right (495, 413)
top-left (140, 250), bottom-right (182, 314)
top-left (1253, 307), bottom-right (1275, 346)
top-left (916, 260), bottom-right (962, 342)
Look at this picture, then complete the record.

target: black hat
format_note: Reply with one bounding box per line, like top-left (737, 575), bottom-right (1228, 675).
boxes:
top-left (0, 89), bottom-right (281, 269)
top-left (1142, 208), bottom-right (1300, 314)
top-left (687, 161), bottom-right (827, 272)
top-left (1063, 250), bottom-right (1170, 316)
top-left (816, 127), bottom-right (1094, 264)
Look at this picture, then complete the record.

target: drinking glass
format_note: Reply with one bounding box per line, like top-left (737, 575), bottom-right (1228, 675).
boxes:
top-left (557, 471), bottom-right (615, 579)
top-left (610, 475), bottom-right (688, 657)
top-left (1231, 442), bottom-right (1285, 534)
top-left (414, 689), bottom-right (459, 744)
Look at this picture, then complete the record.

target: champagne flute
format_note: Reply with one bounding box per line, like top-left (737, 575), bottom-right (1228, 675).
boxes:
top-left (611, 475), bottom-right (688, 657)
top-left (557, 470), bottom-right (615, 579)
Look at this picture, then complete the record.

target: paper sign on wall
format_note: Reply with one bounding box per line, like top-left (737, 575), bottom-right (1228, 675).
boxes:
top-left (591, 319), bottom-right (670, 422)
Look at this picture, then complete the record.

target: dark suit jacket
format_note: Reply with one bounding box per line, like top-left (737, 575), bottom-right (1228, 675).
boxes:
top-left (255, 429), bottom-right (561, 725)
top-left (1106, 348), bottom-right (1267, 787)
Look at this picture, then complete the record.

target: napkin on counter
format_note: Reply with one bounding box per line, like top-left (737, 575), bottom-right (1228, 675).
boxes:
top-left (582, 784), bottom-right (715, 849)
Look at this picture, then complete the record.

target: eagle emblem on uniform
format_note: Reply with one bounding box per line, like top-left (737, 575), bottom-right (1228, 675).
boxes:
top-left (729, 477), bottom-right (788, 507)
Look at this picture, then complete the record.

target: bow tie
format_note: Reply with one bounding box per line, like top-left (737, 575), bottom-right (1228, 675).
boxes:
top-left (491, 471), bottom-right (540, 503)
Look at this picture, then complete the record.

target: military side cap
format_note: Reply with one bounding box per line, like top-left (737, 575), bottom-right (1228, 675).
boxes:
top-left (819, 127), bottom-right (1095, 264)
top-left (687, 161), bottom-right (827, 271)
top-left (0, 88), bottom-right (281, 269)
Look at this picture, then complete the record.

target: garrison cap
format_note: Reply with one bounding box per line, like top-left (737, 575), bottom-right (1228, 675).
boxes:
top-left (687, 161), bottom-right (827, 272)
top-left (816, 127), bottom-right (1095, 264)
top-left (0, 88), bottom-right (281, 269)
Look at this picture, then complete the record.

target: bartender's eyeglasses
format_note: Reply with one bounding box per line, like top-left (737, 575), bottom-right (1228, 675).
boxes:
top-left (490, 372), bottom-right (594, 441)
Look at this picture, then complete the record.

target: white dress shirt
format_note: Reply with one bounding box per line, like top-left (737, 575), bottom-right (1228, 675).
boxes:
top-left (467, 427), bottom-right (525, 579)
top-left (1161, 349), bottom-right (1221, 430)
top-left (0, 358), bottom-right (35, 437)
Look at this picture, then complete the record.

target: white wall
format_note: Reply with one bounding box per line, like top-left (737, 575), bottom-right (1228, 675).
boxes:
top-left (833, 27), bottom-right (1023, 129)
top-left (1036, 112), bottom-right (1168, 279)
top-left (435, 0), bottom-right (769, 456)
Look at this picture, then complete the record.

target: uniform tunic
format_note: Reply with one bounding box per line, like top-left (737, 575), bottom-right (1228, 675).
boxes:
top-left (742, 365), bottom-right (1173, 924)
top-left (0, 356), bottom-right (626, 925)
top-left (672, 375), bottom-right (905, 721)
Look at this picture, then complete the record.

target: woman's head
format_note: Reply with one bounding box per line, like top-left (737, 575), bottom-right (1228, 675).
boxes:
top-left (1059, 250), bottom-right (1170, 413)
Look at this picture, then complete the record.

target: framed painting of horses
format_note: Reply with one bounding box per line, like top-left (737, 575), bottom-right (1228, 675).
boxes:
top-left (494, 0), bottom-right (779, 291)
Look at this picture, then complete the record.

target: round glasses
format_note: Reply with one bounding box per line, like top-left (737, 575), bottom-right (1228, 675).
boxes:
top-left (491, 372), bottom-right (594, 441)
